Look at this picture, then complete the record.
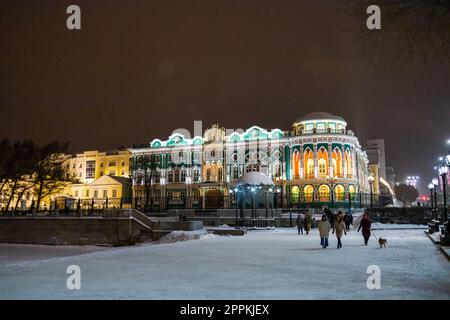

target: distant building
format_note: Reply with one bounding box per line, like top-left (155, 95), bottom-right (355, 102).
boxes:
top-left (386, 166), bottom-right (396, 189)
top-left (365, 139), bottom-right (387, 181)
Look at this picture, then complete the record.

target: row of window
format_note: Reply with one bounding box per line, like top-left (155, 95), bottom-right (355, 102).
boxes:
top-left (70, 160), bottom-right (128, 170)
top-left (74, 189), bottom-right (118, 198)
top-left (73, 170), bottom-right (126, 179)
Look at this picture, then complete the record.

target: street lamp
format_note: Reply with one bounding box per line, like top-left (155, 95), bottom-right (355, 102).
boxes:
top-left (428, 183), bottom-right (434, 209)
top-left (368, 175), bottom-right (375, 209)
top-left (326, 175), bottom-right (338, 209)
top-left (438, 165), bottom-right (448, 223)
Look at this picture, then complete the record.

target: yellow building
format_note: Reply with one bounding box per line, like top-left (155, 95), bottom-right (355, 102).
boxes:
top-left (56, 150), bottom-right (132, 209)
top-left (368, 164), bottom-right (380, 195)
top-left (68, 150), bottom-right (131, 183)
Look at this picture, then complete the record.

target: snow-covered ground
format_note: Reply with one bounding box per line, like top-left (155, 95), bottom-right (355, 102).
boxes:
top-left (0, 227), bottom-right (449, 300)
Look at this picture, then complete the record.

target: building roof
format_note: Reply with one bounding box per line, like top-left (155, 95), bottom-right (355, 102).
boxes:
top-left (90, 175), bottom-right (131, 186)
top-left (236, 171), bottom-right (274, 186)
top-left (294, 112), bottom-right (345, 123)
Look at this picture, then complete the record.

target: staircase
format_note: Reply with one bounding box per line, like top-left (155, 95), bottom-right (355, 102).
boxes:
top-left (127, 209), bottom-right (174, 242)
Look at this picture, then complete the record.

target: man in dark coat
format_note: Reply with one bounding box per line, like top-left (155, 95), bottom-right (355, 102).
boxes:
top-left (357, 213), bottom-right (372, 245)
top-left (344, 212), bottom-right (352, 231)
top-left (296, 214), bottom-right (304, 235)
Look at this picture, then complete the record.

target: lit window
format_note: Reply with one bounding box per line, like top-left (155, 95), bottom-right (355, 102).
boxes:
top-left (218, 167), bottom-right (223, 181)
top-left (193, 169), bottom-right (200, 182)
top-left (85, 160), bottom-right (96, 179)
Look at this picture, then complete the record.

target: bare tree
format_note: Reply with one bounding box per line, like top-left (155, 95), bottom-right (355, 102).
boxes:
top-left (131, 154), bottom-right (159, 211)
top-left (32, 141), bottom-right (72, 212)
top-left (0, 138), bottom-right (11, 195)
top-left (3, 140), bottom-right (36, 211)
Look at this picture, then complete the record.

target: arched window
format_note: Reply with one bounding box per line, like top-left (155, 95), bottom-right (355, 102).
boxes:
top-left (332, 148), bottom-right (342, 178)
top-left (304, 185), bottom-right (314, 202)
top-left (303, 148), bottom-right (314, 179)
top-left (292, 150), bottom-right (300, 179)
top-left (335, 185), bottom-right (345, 201)
top-left (317, 147), bottom-right (328, 178)
top-left (233, 166), bottom-right (239, 179)
top-left (167, 170), bottom-right (174, 183)
top-left (218, 167), bottom-right (223, 182)
top-left (274, 163), bottom-right (281, 179)
top-left (345, 150), bottom-right (352, 178)
top-left (291, 186), bottom-right (300, 203)
top-left (348, 185), bottom-right (356, 201)
top-left (174, 168), bottom-right (180, 182)
top-left (319, 185), bottom-right (330, 201)
top-left (206, 168), bottom-right (211, 181)
top-left (180, 169), bottom-right (186, 182)
top-left (193, 168), bottom-right (200, 182)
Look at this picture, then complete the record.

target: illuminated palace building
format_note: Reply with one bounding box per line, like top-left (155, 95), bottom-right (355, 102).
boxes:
top-left (131, 112), bottom-right (372, 210)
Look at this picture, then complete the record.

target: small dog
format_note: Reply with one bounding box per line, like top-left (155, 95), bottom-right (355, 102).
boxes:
top-left (378, 237), bottom-right (387, 248)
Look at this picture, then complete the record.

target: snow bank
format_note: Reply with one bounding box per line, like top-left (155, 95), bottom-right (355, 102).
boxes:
top-left (370, 222), bottom-right (427, 230)
top-left (157, 230), bottom-right (218, 244)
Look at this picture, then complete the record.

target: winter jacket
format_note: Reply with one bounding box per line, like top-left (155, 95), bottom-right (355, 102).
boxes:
top-left (333, 219), bottom-right (347, 238)
top-left (297, 217), bottom-right (304, 228)
top-left (305, 216), bottom-right (311, 231)
top-left (357, 218), bottom-right (372, 233)
top-left (318, 220), bottom-right (331, 238)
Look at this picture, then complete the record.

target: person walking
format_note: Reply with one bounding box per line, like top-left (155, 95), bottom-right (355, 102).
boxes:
top-left (305, 213), bottom-right (312, 235)
top-left (344, 211), bottom-right (351, 231)
top-left (296, 214), bottom-right (304, 235)
top-left (357, 213), bottom-right (372, 245)
top-left (332, 212), bottom-right (347, 249)
top-left (318, 214), bottom-right (331, 249)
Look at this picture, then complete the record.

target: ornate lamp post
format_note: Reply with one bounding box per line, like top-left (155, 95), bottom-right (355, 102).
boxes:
top-left (438, 165), bottom-right (448, 223)
top-left (326, 175), bottom-right (337, 209)
top-left (432, 177), bottom-right (439, 215)
top-left (428, 183), bottom-right (435, 209)
top-left (368, 175), bottom-right (375, 209)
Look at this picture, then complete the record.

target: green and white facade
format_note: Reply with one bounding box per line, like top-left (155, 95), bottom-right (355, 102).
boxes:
top-left (130, 112), bottom-right (371, 210)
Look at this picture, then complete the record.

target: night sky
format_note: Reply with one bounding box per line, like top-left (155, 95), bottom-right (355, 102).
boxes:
top-left (0, 0), bottom-right (449, 193)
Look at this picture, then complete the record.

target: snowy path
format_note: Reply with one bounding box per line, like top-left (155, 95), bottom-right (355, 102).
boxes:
top-left (0, 228), bottom-right (449, 299)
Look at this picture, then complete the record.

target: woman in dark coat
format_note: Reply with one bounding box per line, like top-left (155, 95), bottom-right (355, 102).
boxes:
top-left (357, 213), bottom-right (372, 245)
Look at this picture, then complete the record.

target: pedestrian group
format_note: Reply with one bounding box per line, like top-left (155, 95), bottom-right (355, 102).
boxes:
top-left (296, 210), bottom-right (372, 249)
